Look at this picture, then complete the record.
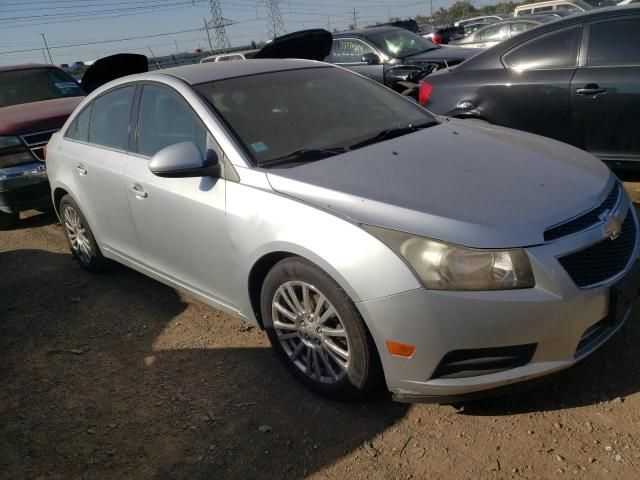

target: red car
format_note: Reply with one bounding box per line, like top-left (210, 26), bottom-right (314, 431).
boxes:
top-left (0, 54), bottom-right (147, 228)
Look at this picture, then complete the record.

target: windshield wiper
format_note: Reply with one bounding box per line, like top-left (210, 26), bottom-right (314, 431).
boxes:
top-left (349, 121), bottom-right (437, 151)
top-left (258, 147), bottom-right (347, 168)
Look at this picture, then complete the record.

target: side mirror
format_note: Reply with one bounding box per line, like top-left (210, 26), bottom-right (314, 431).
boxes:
top-left (148, 142), bottom-right (220, 178)
top-left (361, 53), bottom-right (381, 65)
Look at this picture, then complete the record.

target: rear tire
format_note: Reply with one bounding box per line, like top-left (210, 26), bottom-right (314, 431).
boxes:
top-left (261, 257), bottom-right (383, 401)
top-left (0, 210), bottom-right (19, 230)
top-left (59, 195), bottom-right (108, 273)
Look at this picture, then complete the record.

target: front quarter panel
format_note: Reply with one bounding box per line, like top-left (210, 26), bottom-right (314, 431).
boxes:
top-left (226, 167), bottom-right (421, 323)
top-left (46, 133), bottom-right (77, 216)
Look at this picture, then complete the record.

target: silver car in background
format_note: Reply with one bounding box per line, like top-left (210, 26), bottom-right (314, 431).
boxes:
top-left (46, 60), bottom-right (640, 402)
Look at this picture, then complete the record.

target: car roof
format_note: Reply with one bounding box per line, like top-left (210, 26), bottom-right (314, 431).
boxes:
top-left (0, 63), bottom-right (55, 73)
top-left (334, 26), bottom-right (404, 37)
top-left (145, 58), bottom-right (330, 85)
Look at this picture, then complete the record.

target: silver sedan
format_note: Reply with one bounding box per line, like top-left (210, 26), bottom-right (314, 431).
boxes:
top-left (46, 59), bottom-right (639, 402)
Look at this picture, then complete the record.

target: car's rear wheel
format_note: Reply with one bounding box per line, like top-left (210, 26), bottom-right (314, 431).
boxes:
top-left (0, 210), bottom-right (19, 230)
top-left (261, 257), bottom-right (382, 400)
top-left (59, 195), bottom-right (107, 272)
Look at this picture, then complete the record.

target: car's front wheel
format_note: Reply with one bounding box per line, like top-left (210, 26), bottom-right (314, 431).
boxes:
top-left (59, 195), bottom-right (107, 272)
top-left (261, 257), bottom-right (383, 400)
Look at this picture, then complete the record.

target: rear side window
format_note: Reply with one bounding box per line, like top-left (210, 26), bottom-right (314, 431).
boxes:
top-left (136, 85), bottom-right (206, 157)
top-left (587, 18), bottom-right (640, 66)
top-left (503, 26), bottom-right (581, 70)
top-left (65, 104), bottom-right (92, 141)
top-left (88, 86), bottom-right (134, 151)
top-left (477, 23), bottom-right (509, 42)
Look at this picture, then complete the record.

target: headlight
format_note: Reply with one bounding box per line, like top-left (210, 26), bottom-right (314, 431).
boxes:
top-left (0, 136), bottom-right (22, 149)
top-left (363, 225), bottom-right (535, 291)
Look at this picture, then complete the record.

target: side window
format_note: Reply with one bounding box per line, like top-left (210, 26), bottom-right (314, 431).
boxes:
top-left (532, 6), bottom-right (554, 13)
top-left (88, 86), bottom-right (134, 150)
top-left (518, 8), bottom-right (532, 15)
top-left (557, 4), bottom-right (581, 12)
top-left (136, 85), bottom-right (207, 157)
top-left (587, 18), bottom-right (640, 66)
top-left (511, 22), bottom-right (536, 36)
top-left (477, 24), bottom-right (509, 42)
top-left (332, 39), bottom-right (376, 64)
top-left (502, 25), bottom-right (581, 70)
top-left (64, 104), bottom-right (91, 141)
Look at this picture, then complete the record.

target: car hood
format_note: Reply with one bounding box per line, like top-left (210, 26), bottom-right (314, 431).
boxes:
top-left (81, 53), bottom-right (148, 93)
top-left (404, 45), bottom-right (482, 62)
top-left (254, 29), bottom-right (333, 61)
top-left (266, 119), bottom-right (612, 249)
top-left (0, 96), bottom-right (83, 135)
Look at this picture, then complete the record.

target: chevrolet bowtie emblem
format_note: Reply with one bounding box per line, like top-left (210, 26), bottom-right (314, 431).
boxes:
top-left (600, 210), bottom-right (623, 241)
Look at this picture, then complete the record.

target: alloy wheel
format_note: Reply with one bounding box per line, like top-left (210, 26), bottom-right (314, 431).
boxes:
top-left (63, 206), bottom-right (92, 265)
top-left (271, 281), bottom-right (351, 384)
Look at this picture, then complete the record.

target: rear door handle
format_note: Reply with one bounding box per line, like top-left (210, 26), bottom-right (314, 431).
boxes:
top-left (75, 164), bottom-right (87, 175)
top-left (575, 86), bottom-right (607, 96)
top-left (129, 184), bottom-right (148, 199)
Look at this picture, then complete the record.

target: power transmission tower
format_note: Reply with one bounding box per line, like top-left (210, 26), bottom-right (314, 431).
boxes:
top-left (265, 0), bottom-right (286, 39)
top-left (208, 0), bottom-right (231, 52)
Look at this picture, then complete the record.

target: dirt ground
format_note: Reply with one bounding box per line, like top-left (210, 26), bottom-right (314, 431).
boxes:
top-left (1, 209), bottom-right (639, 480)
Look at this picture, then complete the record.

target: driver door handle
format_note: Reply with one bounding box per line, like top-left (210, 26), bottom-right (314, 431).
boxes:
top-left (75, 164), bottom-right (87, 175)
top-left (575, 85), bottom-right (607, 96)
top-left (129, 184), bottom-right (148, 199)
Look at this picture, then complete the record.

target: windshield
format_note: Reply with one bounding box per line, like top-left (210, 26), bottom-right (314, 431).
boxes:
top-left (0, 67), bottom-right (84, 108)
top-left (367, 29), bottom-right (437, 58)
top-left (195, 67), bottom-right (436, 166)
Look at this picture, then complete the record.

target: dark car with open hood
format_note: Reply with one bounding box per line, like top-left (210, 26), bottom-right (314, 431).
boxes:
top-left (0, 53), bottom-right (147, 228)
top-left (254, 27), bottom-right (481, 98)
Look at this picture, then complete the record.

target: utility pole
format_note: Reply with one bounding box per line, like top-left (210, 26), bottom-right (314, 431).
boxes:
top-left (265, 0), bottom-right (286, 39)
top-left (327, 15), bottom-right (331, 31)
top-left (203, 17), bottom-right (213, 54)
top-left (40, 33), bottom-right (53, 64)
top-left (352, 7), bottom-right (357, 29)
top-left (41, 49), bottom-right (48, 63)
top-left (174, 39), bottom-right (179, 54)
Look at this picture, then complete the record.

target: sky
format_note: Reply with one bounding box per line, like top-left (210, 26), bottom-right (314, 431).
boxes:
top-left (0, 0), bottom-right (496, 66)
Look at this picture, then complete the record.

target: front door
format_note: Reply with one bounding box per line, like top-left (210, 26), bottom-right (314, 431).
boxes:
top-left (123, 84), bottom-right (234, 307)
top-left (570, 16), bottom-right (640, 174)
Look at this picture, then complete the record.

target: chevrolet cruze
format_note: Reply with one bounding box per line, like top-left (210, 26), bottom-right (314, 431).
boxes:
top-left (46, 59), bottom-right (639, 402)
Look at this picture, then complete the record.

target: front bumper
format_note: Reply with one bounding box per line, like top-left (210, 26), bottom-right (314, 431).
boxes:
top-left (0, 162), bottom-right (51, 213)
top-left (357, 208), bottom-right (640, 402)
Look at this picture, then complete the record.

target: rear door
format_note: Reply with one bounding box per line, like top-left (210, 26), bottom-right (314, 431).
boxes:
top-left (327, 38), bottom-right (385, 84)
top-left (485, 25), bottom-right (582, 144)
top-left (123, 83), bottom-right (234, 307)
top-left (570, 15), bottom-right (640, 172)
top-left (67, 85), bottom-right (143, 260)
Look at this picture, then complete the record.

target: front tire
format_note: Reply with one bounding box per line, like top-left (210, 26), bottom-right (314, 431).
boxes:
top-left (261, 257), bottom-right (383, 401)
top-left (59, 195), bottom-right (108, 272)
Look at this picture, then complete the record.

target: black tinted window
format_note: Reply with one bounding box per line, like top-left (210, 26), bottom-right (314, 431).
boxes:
top-left (588, 18), bottom-right (640, 66)
top-left (88, 86), bottom-right (134, 150)
top-left (136, 85), bottom-right (206, 157)
top-left (503, 26), bottom-right (581, 70)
